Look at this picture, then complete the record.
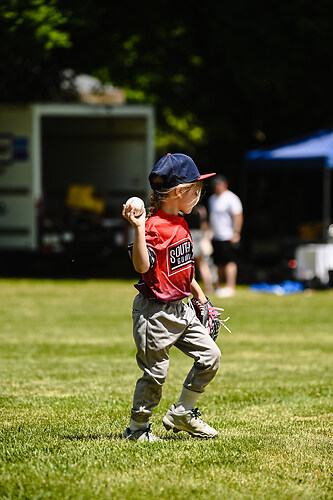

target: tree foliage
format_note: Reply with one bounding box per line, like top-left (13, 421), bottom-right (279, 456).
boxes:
top-left (1, 0), bottom-right (333, 179)
top-left (0, 0), bottom-right (71, 100)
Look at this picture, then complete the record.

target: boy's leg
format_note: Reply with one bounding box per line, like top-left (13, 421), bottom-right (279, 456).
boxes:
top-left (163, 310), bottom-right (221, 438)
top-left (175, 315), bottom-right (221, 393)
top-left (129, 295), bottom-right (190, 426)
top-left (175, 386), bottom-right (201, 413)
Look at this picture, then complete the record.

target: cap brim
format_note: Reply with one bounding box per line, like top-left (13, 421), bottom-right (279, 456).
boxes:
top-left (198, 173), bottom-right (216, 180)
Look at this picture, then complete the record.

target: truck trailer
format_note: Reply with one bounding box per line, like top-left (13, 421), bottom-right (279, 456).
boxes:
top-left (0, 103), bottom-right (154, 274)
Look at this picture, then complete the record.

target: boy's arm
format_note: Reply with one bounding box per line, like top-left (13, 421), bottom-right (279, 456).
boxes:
top-left (122, 204), bottom-right (150, 274)
top-left (190, 278), bottom-right (207, 304)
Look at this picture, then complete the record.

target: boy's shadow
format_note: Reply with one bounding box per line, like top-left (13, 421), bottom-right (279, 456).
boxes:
top-left (62, 432), bottom-right (123, 441)
top-left (62, 432), bottom-right (192, 441)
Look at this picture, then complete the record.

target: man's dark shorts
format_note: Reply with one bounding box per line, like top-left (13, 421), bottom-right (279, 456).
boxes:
top-left (212, 240), bottom-right (240, 265)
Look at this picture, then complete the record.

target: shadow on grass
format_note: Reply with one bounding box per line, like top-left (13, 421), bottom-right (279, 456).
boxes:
top-left (62, 432), bottom-right (194, 441)
top-left (62, 433), bottom-right (123, 440)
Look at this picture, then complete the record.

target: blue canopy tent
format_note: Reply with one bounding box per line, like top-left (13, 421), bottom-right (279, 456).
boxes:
top-left (245, 129), bottom-right (333, 240)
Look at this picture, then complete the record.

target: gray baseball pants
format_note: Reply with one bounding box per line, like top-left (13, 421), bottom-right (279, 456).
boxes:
top-left (130, 293), bottom-right (221, 423)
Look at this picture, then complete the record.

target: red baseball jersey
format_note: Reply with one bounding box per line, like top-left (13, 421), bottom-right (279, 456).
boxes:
top-left (134, 209), bottom-right (195, 302)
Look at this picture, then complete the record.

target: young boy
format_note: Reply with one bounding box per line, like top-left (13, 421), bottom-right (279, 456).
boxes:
top-left (122, 153), bottom-right (221, 442)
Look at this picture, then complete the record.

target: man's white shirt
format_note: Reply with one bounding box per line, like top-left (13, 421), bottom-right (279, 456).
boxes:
top-left (209, 190), bottom-right (243, 241)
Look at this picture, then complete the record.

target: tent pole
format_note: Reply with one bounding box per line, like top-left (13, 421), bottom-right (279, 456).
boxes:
top-left (323, 166), bottom-right (331, 242)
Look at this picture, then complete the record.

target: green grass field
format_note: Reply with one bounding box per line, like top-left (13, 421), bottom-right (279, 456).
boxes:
top-left (0, 279), bottom-right (332, 499)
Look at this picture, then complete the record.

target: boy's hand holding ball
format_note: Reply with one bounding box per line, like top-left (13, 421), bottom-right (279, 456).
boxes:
top-left (125, 197), bottom-right (145, 217)
top-left (122, 197), bottom-right (146, 227)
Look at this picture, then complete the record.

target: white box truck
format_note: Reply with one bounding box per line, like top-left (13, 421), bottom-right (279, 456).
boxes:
top-left (0, 103), bottom-right (154, 270)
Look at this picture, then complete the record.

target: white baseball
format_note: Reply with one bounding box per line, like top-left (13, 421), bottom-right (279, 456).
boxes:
top-left (125, 196), bottom-right (145, 216)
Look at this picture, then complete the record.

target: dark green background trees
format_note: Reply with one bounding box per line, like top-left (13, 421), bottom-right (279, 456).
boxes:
top-left (1, 0), bottom-right (333, 182)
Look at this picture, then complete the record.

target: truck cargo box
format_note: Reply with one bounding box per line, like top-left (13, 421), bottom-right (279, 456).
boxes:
top-left (0, 103), bottom-right (154, 266)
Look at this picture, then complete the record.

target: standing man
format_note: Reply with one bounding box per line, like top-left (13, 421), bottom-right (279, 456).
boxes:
top-left (208, 175), bottom-right (243, 297)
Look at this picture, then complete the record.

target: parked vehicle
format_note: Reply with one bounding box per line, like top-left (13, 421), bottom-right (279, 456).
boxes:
top-left (0, 103), bottom-right (154, 274)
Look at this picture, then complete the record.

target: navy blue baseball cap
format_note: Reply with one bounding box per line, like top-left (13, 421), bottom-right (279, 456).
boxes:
top-left (149, 153), bottom-right (216, 190)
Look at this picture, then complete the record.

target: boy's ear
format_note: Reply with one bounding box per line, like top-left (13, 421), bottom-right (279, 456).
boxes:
top-left (175, 186), bottom-right (183, 197)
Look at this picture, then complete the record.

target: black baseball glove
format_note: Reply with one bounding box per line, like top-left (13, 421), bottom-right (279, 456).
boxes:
top-left (191, 297), bottom-right (231, 341)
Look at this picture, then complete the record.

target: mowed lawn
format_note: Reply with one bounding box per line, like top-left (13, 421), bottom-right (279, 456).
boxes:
top-left (0, 279), bottom-right (332, 499)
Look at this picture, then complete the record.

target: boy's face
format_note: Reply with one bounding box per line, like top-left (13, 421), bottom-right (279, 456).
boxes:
top-left (179, 185), bottom-right (201, 214)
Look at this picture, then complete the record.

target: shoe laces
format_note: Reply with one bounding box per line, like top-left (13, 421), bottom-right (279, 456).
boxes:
top-left (191, 408), bottom-right (202, 420)
top-left (142, 423), bottom-right (160, 442)
top-left (131, 423), bottom-right (153, 437)
top-left (144, 423), bottom-right (154, 436)
top-left (191, 408), bottom-right (215, 430)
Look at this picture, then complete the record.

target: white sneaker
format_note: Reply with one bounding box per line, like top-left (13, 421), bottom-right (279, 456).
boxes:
top-left (163, 404), bottom-right (218, 438)
top-left (215, 287), bottom-right (235, 298)
top-left (123, 424), bottom-right (160, 442)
